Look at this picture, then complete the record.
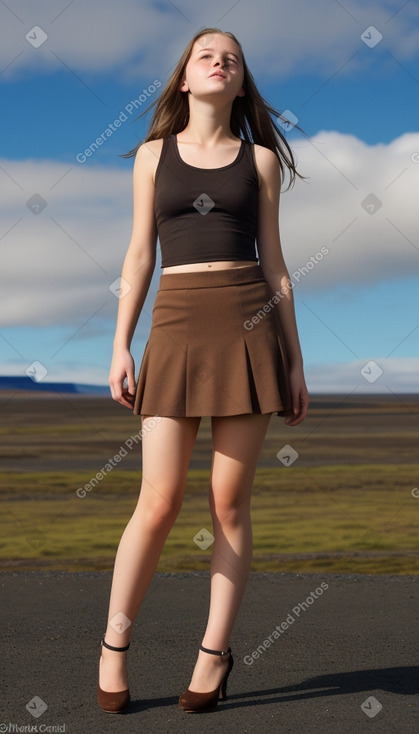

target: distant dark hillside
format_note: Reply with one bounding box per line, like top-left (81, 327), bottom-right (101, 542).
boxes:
top-left (0, 375), bottom-right (109, 395)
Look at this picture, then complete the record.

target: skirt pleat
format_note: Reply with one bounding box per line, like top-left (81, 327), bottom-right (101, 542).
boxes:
top-left (132, 265), bottom-right (293, 418)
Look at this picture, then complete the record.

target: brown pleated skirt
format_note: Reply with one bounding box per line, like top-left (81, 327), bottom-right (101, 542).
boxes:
top-left (132, 264), bottom-right (293, 418)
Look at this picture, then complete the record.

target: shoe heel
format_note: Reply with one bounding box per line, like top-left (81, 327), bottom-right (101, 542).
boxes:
top-left (97, 635), bottom-right (131, 714)
top-left (179, 644), bottom-right (234, 712)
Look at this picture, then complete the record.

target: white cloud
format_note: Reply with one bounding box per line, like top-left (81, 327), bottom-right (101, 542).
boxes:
top-left (0, 360), bottom-right (109, 386)
top-left (1, 0), bottom-right (418, 81)
top-left (2, 130), bottom-right (418, 328)
top-left (279, 130), bottom-right (419, 290)
top-left (0, 159), bottom-right (133, 326)
top-left (306, 356), bottom-right (419, 393)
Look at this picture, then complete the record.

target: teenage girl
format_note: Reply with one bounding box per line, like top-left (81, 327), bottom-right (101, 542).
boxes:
top-left (98, 26), bottom-right (309, 715)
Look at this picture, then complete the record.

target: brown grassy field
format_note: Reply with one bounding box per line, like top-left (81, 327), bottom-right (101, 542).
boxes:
top-left (0, 391), bottom-right (418, 574)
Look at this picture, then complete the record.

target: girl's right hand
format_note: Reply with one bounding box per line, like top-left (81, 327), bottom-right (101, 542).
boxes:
top-left (109, 347), bottom-right (136, 409)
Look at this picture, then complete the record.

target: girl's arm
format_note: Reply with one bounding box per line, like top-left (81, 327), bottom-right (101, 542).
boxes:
top-left (109, 143), bottom-right (158, 408)
top-left (255, 145), bottom-right (309, 426)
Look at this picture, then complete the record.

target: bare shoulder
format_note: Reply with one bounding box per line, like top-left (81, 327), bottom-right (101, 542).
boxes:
top-left (253, 143), bottom-right (280, 184)
top-left (134, 138), bottom-right (165, 184)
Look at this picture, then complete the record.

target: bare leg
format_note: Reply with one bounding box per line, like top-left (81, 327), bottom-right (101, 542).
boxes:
top-left (186, 412), bottom-right (271, 693)
top-left (99, 414), bottom-right (201, 692)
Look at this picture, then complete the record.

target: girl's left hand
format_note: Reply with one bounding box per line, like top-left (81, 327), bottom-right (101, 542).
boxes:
top-left (284, 366), bottom-right (309, 426)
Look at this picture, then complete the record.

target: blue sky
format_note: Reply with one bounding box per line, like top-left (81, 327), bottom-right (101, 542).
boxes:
top-left (1, 0), bottom-right (418, 395)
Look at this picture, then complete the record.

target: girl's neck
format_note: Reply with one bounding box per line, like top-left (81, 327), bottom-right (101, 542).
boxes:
top-left (179, 104), bottom-right (236, 145)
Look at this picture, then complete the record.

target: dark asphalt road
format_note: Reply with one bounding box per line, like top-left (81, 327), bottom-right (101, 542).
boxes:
top-left (1, 571), bottom-right (417, 734)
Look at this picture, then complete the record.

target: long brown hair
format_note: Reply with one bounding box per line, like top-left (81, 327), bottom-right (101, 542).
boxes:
top-left (121, 27), bottom-right (304, 189)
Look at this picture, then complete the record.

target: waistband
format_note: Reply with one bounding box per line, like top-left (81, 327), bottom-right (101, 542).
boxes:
top-left (158, 264), bottom-right (265, 290)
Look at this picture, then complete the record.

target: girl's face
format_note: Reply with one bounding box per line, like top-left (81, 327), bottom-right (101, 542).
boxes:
top-left (180, 33), bottom-right (245, 100)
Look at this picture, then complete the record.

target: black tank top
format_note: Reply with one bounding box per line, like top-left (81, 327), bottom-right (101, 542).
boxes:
top-left (154, 134), bottom-right (259, 268)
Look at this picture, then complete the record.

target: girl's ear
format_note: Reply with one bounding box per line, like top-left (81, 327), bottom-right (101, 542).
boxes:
top-left (180, 78), bottom-right (189, 93)
top-left (236, 87), bottom-right (245, 98)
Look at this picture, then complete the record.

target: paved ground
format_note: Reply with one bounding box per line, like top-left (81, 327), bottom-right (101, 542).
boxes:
top-left (1, 571), bottom-right (417, 734)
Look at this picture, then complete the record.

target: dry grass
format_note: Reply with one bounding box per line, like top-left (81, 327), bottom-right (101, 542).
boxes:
top-left (1, 393), bottom-right (418, 574)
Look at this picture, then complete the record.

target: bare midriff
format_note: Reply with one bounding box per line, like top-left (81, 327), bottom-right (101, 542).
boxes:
top-left (162, 260), bottom-right (257, 274)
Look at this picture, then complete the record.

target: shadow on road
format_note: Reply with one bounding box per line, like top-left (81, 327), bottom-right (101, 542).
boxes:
top-left (123, 665), bottom-right (418, 714)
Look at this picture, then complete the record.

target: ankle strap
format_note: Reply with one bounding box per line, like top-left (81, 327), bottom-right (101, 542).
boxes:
top-left (102, 636), bottom-right (130, 652)
top-left (200, 643), bottom-right (231, 657)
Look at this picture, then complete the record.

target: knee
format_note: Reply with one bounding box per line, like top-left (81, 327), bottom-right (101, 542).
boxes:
top-left (210, 492), bottom-right (251, 528)
top-left (142, 502), bottom-right (179, 532)
top-left (136, 489), bottom-right (181, 532)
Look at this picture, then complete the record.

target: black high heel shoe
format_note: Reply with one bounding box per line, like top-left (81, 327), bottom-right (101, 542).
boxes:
top-left (97, 636), bottom-right (130, 713)
top-left (178, 644), bottom-right (234, 713)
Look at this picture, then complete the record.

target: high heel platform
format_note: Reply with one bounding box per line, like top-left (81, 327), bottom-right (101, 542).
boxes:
top-left (178, 644), bottom-right (234, 713)
top-left (97, 636), bottom-right (130, 713)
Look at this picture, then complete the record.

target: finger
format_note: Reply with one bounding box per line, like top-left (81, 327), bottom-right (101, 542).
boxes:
top-left (285, 414), bottom-right (300, 426)
top-left (126, 370), bottom-right (136, 395)
top-left (122, 389), bottom-right (135, 404)
top-left (110, 380), bottom-right (131, 408)
top-left (284, 395), bottom-right (300, 424)
top-left (285, 395), bottom-right (308, 425)
top-left (284, 411), bottom-right (298, 425)
top-left (117, 393), bottom-right (135, 409)
top-left (286, 413), bottom-right (303, 426)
